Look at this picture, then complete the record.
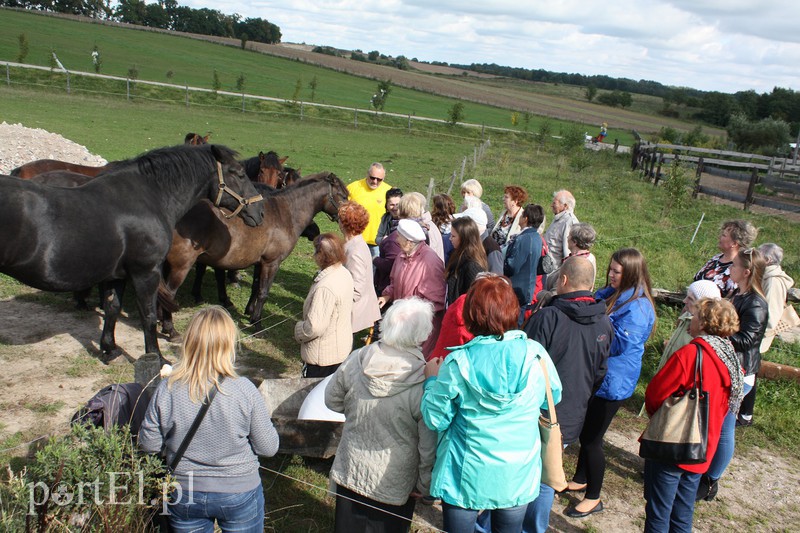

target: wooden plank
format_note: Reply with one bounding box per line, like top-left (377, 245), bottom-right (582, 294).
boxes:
top-left (653, 143), bottom-right (773, 161)
top-left (660, 154), bottom-right (770, 170)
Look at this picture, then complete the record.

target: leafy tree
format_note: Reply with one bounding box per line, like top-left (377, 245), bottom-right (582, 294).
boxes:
top-left (447, 102), bottom-right (465, 125)
top-left (727, 114), bottom-right (790, 155)
top-left (367, 50), bottom-right (380, 61)
top-left (658, 126), bottom-right (680, 144)
top-left (212, 69), bottom-right (221, 94)
top-left (596, 90), bottom-right (632, 108)
top-left (127, 64), bottom-right (139, 80)
top-left (235, 72), bottom-right (246, 92)
top-left (144, 1), bottom-right (169, 28)
top-left (538, 119), bottom-right (553, 149)
top-left (370, 79), bottom-right (392, 111)
top-left (308, 75), bottom-right (318, 101)
top-left (114, 0), bottom-right (146, 25)
top-left (91, 44), bottom-right (101, 73)
top-left (585, 84), bottom-right (597, 102)
top-left (559, 124), bottom-right (584, 153)
top-left (683, 125), bottom-right (709, 147)
top-left (697, 91), bottom-right (735, 127)
top-left (16, 33), bottom-right (28, 63)
top-left (522, 112), bottom-right (531, 132)
top-left (292, 77), bottom-right (302, 102)
top-left (240, 34), bottom-right (248, 50)
top-left (393, 55), bottom-right (410, 70)
top-left (661, 160), bottom-right (690, 217)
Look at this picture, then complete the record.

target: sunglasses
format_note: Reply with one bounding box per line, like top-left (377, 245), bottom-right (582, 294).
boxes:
top-left (368, 175), bottom-right (383, 182)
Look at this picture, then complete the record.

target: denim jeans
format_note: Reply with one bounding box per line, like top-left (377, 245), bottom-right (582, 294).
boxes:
top-left (643, 460), bottom-right (701, 533)
top-left (167, 485), bottom-right (265, 533)
top-left (522, 483), bottom-right (554, 533)
top-left (706, 382), bottom-right (753, 480)
top-left (443, 502), bottom-right (527, 533)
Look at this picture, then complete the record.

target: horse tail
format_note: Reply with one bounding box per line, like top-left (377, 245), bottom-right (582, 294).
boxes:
top-left (157, 281), bottom-right (180, 313)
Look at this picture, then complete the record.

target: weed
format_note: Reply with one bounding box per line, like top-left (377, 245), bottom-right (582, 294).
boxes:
top-left (23, 401), bottom-right (64, 414)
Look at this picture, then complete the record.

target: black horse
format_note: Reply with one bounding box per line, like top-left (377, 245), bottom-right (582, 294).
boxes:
top-left (0, 144), bottom-right (264, 360)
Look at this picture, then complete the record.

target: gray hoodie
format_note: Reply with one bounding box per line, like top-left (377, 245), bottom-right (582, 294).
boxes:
top-left (325, 341), bottom-right (437, 505)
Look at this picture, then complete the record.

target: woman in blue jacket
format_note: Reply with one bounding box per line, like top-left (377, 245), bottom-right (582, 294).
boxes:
top-left (565, 248), bottom-right (655, 518)
top-left (503, 204), bottom-right (545, 323)
top-left (421, 274), bottom-right (561, 533)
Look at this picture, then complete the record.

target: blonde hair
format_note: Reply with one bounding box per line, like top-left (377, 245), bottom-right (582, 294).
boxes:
top-left (169, 306), bottom-right (239, 403)
top-left (695, 298), bottom-right (739, 337)
top-left (399, 192), bottom-right (427, 219)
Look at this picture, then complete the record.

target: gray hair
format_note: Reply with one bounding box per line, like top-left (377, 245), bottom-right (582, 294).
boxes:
top-left (554, 190), bottom-right (576, 210)
top-left (757, 243), bottom-right (783, 265)
top-left (721, 219), bottom-right (757, 248)
top-left (569, 223), bottom-right (596, 250)
top-left (461, 179), bottom-right (483, 198)
top-left (369, 162), bottom-right (384, 172)
top-left (399, 192), bottom-right (427, 219)
top-left (380, 297), bottom-right (434, 348)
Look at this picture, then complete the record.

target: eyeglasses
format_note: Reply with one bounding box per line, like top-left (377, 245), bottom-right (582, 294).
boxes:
top-left (368, 175), bottom-right (383, 183)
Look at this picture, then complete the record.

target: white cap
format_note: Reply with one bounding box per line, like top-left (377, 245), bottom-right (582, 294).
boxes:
top-left (397, 219), bottom-right (426, 242)
top-left (455, 207), bottom-right (488, 228)
top-left (688, 280), bottom-right (721, 301)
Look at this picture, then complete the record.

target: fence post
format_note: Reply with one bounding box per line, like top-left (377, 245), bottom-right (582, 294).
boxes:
top-left (425, 177), bottom-right (435, 206)
top-left (744, 167), bottom-right (758, 211)
top-left (460, 156), bottom-right (467, 183)
top-left (648, 149), bottom-right (658, 181)
top-left (408, 114), bottom-right (411, 133)
top-left (242, 92), bottom-right (245, 112)
top-left (6, 63), bottom-right (10, 86)
top-left (692, 156), bottom-right (704, 198)
top-left (654, 153), bottom-right (665, 186)
top-left (613, 139), bottom-right (619, 152)
top-left (446, 171), bottom-right (458, 196)
top-left (354, 108), bottom-right (358, 128)
top-left (300, 102), bottom-right (304, 121)
top-left (66, 71), bottom-right (70, 94)
top-left (631, 142), bottom-right (640, 170)
top-left (481, 123), bottom-right (485, 140)
top-left (473, 147), bottom-right (477, 168)
top-left (126, 78), bottom-right (130, 101)
top-left (185, 84), bottom-right (189, 107)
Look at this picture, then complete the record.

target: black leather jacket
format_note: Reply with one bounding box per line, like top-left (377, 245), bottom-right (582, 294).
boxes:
top-left (730, 291), bottom-right (768, 376)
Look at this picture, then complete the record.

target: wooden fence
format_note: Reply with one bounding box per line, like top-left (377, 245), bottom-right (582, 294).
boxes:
top-left (631, 142), bottom-right (800, 213)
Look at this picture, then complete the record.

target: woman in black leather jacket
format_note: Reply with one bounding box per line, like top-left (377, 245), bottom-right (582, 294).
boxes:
top-left (698, 248), bottom-right (767, 501)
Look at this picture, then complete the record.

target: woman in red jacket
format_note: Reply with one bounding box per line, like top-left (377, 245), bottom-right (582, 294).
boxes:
top-left (642, 298), bottom-right (743, 533)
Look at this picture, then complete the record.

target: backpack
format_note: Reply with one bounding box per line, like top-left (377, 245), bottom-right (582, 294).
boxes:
top-left (71, 383), bottom-right (151, 435)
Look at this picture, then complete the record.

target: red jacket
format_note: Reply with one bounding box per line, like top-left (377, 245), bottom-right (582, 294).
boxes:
top-left (428, 294), bottom-right (473, 361)
top-left (643, 337), bottom-right (732, 474)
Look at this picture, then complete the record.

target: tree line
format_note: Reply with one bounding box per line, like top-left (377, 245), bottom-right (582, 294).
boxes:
top-left (3, 1), bottom-right (281, 45)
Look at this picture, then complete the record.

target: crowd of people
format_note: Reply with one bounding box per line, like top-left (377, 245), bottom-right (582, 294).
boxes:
top-left (138, 162), bottom-right (795, 533)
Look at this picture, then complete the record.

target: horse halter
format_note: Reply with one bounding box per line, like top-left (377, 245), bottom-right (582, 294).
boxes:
top-left (213, 162), bottom-right (264, 219)
top-left (325, 179), bottom-right (343, 222)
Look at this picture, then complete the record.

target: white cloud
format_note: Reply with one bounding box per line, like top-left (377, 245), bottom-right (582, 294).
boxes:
top-left (180, 0), bottom-right (800, 93)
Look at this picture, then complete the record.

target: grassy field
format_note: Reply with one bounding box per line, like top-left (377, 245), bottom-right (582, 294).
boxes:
top-left (1, 42), bottom-right (799, 532)
top-left (0, 8), bottom-right (722, 144)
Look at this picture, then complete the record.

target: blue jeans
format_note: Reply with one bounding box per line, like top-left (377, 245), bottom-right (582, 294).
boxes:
top-left (522, 483), bottom-right (553, 533)
top-left (443, 502), bottom-right (527, 533)
top-left (643, 460), bottom-right (701, 533)
top-left (167, 485), bottom-right (265, 533)
top-left (706, 382), bottom-right (753, 480)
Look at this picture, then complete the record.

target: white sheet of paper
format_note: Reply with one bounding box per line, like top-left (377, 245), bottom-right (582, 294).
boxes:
top-left (297, 374), bottom-right (346, 422)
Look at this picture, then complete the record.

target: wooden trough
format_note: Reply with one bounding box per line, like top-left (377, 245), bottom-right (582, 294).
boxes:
top-left (257, 377), bottom-right (343, 459)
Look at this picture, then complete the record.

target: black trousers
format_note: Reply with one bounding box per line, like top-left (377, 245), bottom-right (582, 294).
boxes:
top-left (738, 378), bottom-right (757, 418)
top-left (572, 396), bottom-right (624, 500)
top-left (302, 362), bottom-right (340, 378)
top-left (334, 484), bottom-right (416, 533)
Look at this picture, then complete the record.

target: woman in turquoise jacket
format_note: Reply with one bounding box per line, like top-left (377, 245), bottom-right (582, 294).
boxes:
top-left (422, 274), bottom-right (562, 533)
top-left (565, 248), bottom-right (655, 518)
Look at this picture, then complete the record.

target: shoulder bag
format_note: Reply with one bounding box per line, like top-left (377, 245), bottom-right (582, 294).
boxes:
top-left (639, 344), bottom-right (708, 464)
top-left (538, 358), bottom-right (568, 491)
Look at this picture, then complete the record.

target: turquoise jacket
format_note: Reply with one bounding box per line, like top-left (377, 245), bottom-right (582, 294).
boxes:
top-left (421, 331), bottom-right (562, 509)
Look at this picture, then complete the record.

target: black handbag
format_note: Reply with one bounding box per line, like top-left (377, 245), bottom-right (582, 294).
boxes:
top-left (639, 344), bottom-right (709, 464)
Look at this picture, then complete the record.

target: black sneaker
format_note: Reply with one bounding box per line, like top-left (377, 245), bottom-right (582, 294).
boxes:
top-left (736, 415), bottom-right (753, 427)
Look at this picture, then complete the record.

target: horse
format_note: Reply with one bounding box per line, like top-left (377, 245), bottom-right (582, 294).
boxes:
top-left (10, 159), bottom-right (114, 180)
top-left (0, 144), bottom-right (264, 360)
top-left (158, 172), bottom-right (348, 338)
top-left (242, 151), bottom-right (288, 187)
top-left (185, 132), bottom-right (210, 145)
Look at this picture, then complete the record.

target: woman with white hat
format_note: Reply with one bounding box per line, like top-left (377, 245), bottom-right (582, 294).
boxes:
top-left (378, 219), bottom-right (446, 357)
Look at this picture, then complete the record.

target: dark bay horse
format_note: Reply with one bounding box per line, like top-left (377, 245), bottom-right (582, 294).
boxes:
top-left (184, 132), bottom-right (211, 145)
top-left (0, 144), bottom-right (264, 360)
top-left (159, 172), bottom-right (348, 338)
top-left (242, 151), bottom-right (288, 187)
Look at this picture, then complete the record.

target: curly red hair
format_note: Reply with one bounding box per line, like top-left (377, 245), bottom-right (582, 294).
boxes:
top-left (338, 201), bottom-right (370, 236)
top-left (463, 276), bottom-right (519, 337)
top-left (504, 185), bottom-right (528, 207)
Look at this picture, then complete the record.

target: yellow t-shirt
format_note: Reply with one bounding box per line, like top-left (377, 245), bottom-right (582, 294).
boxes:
top-left (347, 179), bottom-right (391, 245)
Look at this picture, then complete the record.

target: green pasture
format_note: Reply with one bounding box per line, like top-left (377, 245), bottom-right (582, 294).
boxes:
top-left (0, 9), bottom-right (644, 143)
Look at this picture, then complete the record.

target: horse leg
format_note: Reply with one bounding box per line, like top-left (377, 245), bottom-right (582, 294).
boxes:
top-left (130, 270), bottom-right (164, 360)
top-left (227, 269), bottom-right (241, 287)
top-left (99, 279), bottom-right (126, 361)
top-left (160, 257), bottom-right (196, 341)
top-left (249, 262), bottom-right (280, 327)
top-left (214, 268), bottom-right (235, 309)
top-left (245, 263), bottom-right (262, 317)
top-left (191, 263), bottom-right (207, 304)
top-left (73, 288), bottom-right (91, 310)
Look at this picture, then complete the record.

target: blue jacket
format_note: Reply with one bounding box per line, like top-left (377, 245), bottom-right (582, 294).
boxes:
top-left (503, 227), bottom-right (542, 307)
top-left (594, 286), bottom-right (655, 401)
top-left (421, 331), bottom-right (562, 509)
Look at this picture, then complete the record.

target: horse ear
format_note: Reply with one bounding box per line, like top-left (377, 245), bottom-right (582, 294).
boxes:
top-left (259, 151), bottom-right (265, 161)
top-left (203, 133), bottom-right (211, 143)
top-left (210, 144), bottom-right (225, 162)
top-left (279, 156), bottom-right (288, 165)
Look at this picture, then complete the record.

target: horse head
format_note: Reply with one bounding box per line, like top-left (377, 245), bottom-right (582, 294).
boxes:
top-left (321, 172), bottom-right (349, 222)
top-left (209, 145), bottom-right (264, 227)
top-left (254, 151), bottom-right (288, 188)
top-left (185, 132), bottom-right (210, 145)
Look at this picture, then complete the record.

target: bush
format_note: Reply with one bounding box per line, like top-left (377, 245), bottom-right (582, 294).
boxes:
top-left (447, 102), bottom-right (465, 125)
top-left (727, 114), bottom-right (791, 155)
top-left (7, 424), bottom-right (169, 532)
top-left (17, 33), bottom-right (28, 64)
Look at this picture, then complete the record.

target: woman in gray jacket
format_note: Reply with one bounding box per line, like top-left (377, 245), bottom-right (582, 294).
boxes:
top-left (325, 297), bottom-right (438, 533)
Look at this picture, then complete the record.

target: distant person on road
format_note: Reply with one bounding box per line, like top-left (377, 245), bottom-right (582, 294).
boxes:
top-left (347, 162), bottom-right (391, 257)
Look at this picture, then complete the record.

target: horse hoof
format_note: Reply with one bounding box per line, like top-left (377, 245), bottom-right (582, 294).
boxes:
top-left (100, 348), bottom-right (119, 364)
top-left (167, 332), bottom-right (182, 343)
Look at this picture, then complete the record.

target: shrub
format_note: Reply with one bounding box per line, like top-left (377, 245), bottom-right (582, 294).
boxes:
top-left (661, 159), bottom-right (691, 216)
top-left (447, 102), bottom-right (465, 125)
top-left (17, 33), bottom-right (29, 64)
top-left (370, 79), bottom-right (391, 111)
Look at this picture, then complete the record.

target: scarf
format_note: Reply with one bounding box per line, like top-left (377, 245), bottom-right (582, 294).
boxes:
top-left (700, 335), bottom-right (744, 415)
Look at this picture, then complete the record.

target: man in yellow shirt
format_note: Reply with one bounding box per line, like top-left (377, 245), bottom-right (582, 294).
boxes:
top-left (347, 162), bottom-right (391, 256)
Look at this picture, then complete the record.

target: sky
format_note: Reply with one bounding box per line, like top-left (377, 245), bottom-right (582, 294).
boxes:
top-left (182, 0), bottom-right (799, 94)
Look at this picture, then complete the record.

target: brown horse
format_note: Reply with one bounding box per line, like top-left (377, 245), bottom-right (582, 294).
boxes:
top-left (242, 151), bottom-right (288, 187)
top-left (10, 160), bottom-right (113, 180)
top-left (159, 172), bottom-right (348, 338)
top-left (185, 132), bottom-right (211, 145)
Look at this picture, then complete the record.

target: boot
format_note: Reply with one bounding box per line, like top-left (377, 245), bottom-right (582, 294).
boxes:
top-left (704, 477), bottom-right (719, 501)
top-left (695, 474), bottom-right (711, 501)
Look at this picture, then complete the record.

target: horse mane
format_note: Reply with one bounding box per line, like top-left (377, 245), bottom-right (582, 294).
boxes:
top-left (261, 151), bottom-right (282, 169)
top-left (109, 144), bottom-right (238, 184)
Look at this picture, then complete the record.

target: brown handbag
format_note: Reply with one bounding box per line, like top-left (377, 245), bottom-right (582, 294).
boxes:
top-left (538, 357), bottom-right (568, 491)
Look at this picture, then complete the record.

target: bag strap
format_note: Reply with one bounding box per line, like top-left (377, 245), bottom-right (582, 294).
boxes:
top-left (691, 342), bottom-right (703, 390)
top-left (538, 357), bottom-right (558, 424)
top-left (168, 377), bottom-right (224, 472)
